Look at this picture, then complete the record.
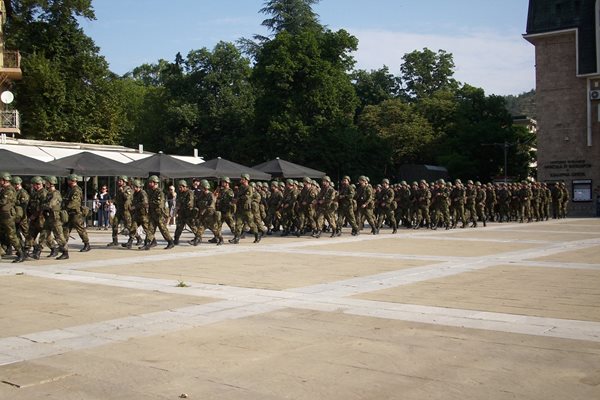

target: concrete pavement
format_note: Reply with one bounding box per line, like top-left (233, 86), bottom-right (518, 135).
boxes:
top-left (1, 218), bottom-right (599, 399)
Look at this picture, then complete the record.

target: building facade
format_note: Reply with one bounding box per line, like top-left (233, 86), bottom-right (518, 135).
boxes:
top-left (0, 0), bottom-right (21, 136)
top-left (525, 0), bottom-right (600, 216)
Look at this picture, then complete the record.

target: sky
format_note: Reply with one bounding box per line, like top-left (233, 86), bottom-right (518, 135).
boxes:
top-left (80, 0), bottom-right (534, 96)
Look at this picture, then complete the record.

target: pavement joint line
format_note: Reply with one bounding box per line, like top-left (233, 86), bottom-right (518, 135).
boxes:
top-left (1, 219), bottom-right (599, 366)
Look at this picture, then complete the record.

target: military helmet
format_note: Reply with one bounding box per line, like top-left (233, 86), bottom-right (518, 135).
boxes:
top-left (220, 176), bottom-right (231, 184)
top-left (240, 173), bottom-right (250, 181)
top-left (0, 172), bottom-right (11, 181)
top-left (400, 180), bottom-right (407, 185)
top-left (454, 179), bottom-right (462, 185)
top-left (419, 179), bottom-right (427, 184)
top-left (200, 179), bottom-right (210, 189)
top-left (133, 179), bottom-right (143, 188)
top-left (342, 175), bottom-right (351, 182)
top-left (322, 175), bottom-right (331, 183)
top-left (177, 179), bottom-right (188, 187)
top-left (68, 174), bottom-right (79, 182)
top-left (358, 175), bottom-right (367, 182)
top-left (286, 178), bottom-right (294, 185)
top-left (46, 176), bottom-right (58, 185)
top-left (118, 175), bottom-right (128, 182)
top-left (31, 176), bottom-right (43, 184)
top-left (11, 176), bottom-right (22, 184)
top-left (437, 179), bottom-right (445, 184)
top-left (382, 178), bottom-right (390, 185)
top-left (467, 179), bottom-right (474, 185)
top-left (148, 175), bottom-right (160, 183)
top-left (475, 181), bottom-right (481, 186)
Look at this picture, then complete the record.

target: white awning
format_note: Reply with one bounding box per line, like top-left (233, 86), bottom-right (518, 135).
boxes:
top-left (0, 144), bottom-right (55, 162)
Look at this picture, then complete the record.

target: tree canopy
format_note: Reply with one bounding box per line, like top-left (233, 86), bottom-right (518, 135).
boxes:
top-left (7, 0), bottom-right (535, 182)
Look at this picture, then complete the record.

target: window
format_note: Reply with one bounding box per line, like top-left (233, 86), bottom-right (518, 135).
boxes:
top-left (573, 179), bottom-right (592, 202)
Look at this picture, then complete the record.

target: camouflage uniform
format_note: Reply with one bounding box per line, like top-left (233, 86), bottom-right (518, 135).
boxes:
top-left (431, 180), bottom-right (450, 229)
top-left (355, 176), bottom-right (378, 234)
top-left (297, 178), bottom-right (317, 236)
top-left (337, 176), bottom-right (359, 235)
top-left (173, 180), bottom-right (195, 245)
top-left (279, 180), bottom-right (298, 236)
top-left (62, 175), bottom-right (91, 252)
top-left (194, 180), bottom-right (223, 245)
top-left (109, 176), bottom-right (136, 246)
top-left (0, 173), bottom-right (25, 262)
top-left (144, 176), bottom-right (174, 249)
top-left (42, 177), bottom-right (68, 259)
top-left (231, 174), bottom-right (262, 243)
top-left (314, 176), bottom-right (338, 238)
top-left (450, 180), bottom-right (467, 228)
top-left (264, 182), bottom-right (283, 234)
top-left (130, 180), bottom-right (150, 249)
top-left (216, 177), bottom-right (236, 235)
top-left (13, 177), bottom-right (30, 251)
top-left (376, 179), bottom-right (397, 233)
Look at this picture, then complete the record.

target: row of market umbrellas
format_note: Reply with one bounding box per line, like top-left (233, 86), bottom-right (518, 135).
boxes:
top-left (0, 150), bottom-right (326, 180)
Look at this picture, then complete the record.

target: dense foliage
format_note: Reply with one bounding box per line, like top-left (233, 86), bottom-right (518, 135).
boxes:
top-left (6, 0), bottom-right (536, 182)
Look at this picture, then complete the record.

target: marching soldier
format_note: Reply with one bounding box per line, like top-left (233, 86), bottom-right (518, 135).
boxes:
top-left (42, 176), bottom-right (68, 259)
top-left (143, 175), bottom-right (174, 250)
top-left (337, 175), bottom-right (359, 236)
top-left (230, 173), bottom-right (262, 244)
top-left (62, 174), bottom-right (91, 252)
top-left (376, 178), bottom-right (397, 233)
top-left (216, 177), bottom-right (236, 236)
top-left (314, 176), bottom-right (338, 238)
top-left (0, 172), bottom-right (26, 262)
top-left (355, 175), bottom-right (378, 234)
top-left (173, 180), bottom-right (195, 245)
top-left (130, 179), bottom-right (150, 249)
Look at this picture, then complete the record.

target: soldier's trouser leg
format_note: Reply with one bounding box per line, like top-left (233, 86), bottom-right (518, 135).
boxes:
top-left (70, 213), bottom-right (89, 243)
top-left (0, 215), bottom-right (21, 250)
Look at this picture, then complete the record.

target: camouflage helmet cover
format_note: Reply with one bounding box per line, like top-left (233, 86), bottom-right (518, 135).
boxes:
top-left (45, 176), bottom-right (58, 185)
top-left (31, 176), bottom-right (44, 184)
top-left (148, 175), bottom-right (160, 183)
top-left (177, 179), bottom-right (188, 187)
top-left (11, 176), bottom-right (22, 184)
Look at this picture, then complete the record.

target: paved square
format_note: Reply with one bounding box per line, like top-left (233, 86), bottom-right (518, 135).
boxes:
top-left (1, 218), bottom-right (599, 399)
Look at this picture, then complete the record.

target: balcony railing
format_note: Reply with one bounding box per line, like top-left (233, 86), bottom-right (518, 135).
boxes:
top-left (0, 110), bottom-right (20, 130)
top-left (1, 51), bottom-right (21, 69)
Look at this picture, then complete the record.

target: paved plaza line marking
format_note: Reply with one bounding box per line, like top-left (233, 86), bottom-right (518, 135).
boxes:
top-left (1, 219), bottom-right (600, 366)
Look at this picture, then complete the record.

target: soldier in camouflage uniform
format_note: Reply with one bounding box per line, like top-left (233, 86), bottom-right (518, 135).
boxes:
top-left (313, 176), bottom-right (338, 238)
top-left (376, 178), bottom-right (397, 233)
top-left (42, 176), bottom-right (68, 259)
top-left (192, 179), bottom-right (224, 245)
top-left (250, 182), bottom-right (266, 237)
top-left (130, 179), bottom-right (150, 249)
top-left (264, 181), bottom-right (283, 235)
top-left (517, 181), bottom-right (532, 223)
top-left (542, 182), bottom-right (551, 221)
top-left (414, 180), bottom-right (432, 229)
top-left (474, 181), bottom-right (487, 227)
top-left (27, 176), bottom-right (49, 259)
top-left (62, 174), bottom-right (91, 252)
top-left (216, 177), bottom-right (236, 237)
top-left (337, 175), bottom-right (359, 236)
top-left (230, 173), bottom-right (262, 244)
top-left (431, 179), bottom-right (451, 230)
top-left (485, 183), bottom-right (497, 222)
top-left (143, 175), bottom-right (174, 250)
top-left (109, 176), bottom-right (139, 247)
top-left (279, 179), bottom-right (298, 236)
top-left (496, 182), bottom-right (512, 223)
top-left (355, 176), bottom-right (378, 234)
top-left (0, 172), bottom-right (26, 262)
top-left (173, 180), bottom-right (195, 245)
top-left (297, 177), bottom-right (317, 236)
top-left (559, 182), bottom-right (569, 218)
top-left (395, 181), bottom-right (412, 229)
top-left (12, 176), bottom-right (30, 254)
top-left (450, 179), bottom-right (467, 228)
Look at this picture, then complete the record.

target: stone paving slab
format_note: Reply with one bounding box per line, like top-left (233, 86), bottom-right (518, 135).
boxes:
top-left (354, 264), bottom-right (600, 322)
top-left (528, 244), bottom-right (600, 264)
top-left (1, 218), bottom-right (600, 399)
top-left (0, 275), bottom-right (216, 337)
top-left (445, 229), bottom-right (600, 242)
top-left (1, 309), bottom-right (599, 400)
top-left (303, 237), bottom-right (542, 257)
top-left (80, 252), bottom-right (435, 290)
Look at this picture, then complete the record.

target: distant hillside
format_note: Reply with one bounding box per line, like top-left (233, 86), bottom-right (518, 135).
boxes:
top-left (504, 89), bottom-right (536, 119)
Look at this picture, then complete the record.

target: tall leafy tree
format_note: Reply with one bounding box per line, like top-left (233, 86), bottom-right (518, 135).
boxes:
top-left (251, 0), bottom-right (359, 170)
top-left (6, 0), bottom-right (128, 143)
top-left (400, 48), bottom-right (458, 100)
top-left (351, 66), bottom-right (400, 115)
top-left (358, 99), bottom-right (436, 174)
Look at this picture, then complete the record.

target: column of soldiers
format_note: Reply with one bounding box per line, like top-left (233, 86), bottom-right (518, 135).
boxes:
top-left (1, 172), bottom-right (573, 263)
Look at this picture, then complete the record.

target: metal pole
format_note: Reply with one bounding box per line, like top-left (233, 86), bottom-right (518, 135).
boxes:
top-left (504, 141), bottom-right (508, 183)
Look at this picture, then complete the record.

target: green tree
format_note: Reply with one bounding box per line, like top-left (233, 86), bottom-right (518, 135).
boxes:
top-left (351, 66), bottom-right (400, 115)
top-left (6, 0), bottom-right (127, 143)
top-left (251, 0), bottom-right (359, 171)
top-left (400, 48), bottom-right (458, 100)
top-left (358, 99), bottom-right (436, 175)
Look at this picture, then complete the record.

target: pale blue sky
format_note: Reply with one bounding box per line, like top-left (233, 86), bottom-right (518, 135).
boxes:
top-left (81, 0), bottom-right (533, 95)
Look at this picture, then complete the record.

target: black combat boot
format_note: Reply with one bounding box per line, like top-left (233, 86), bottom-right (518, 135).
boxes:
top-left (208, 237), bottom-right (218, 243)
top-left (80, 242), bottom-right (91, 252)
top-left (56, 248), bottom-right (69, 260)
top-left (47, 247), bottom-right (59, 257)
top-left (216, 236), bottom-right (224, 246)
top-left (164, 240), bottom-right (175, 250)
top-left (12, 248), bottom-right (26, 263)
top-left (31, 246), bottom-right (42, 260)
top-left (229, 236), bottom-right (240, 244)
top-left (107, 238), bottom-right (119, 247)
top-left (122, 238), bottom-right (133, 249)
top-left (135, 236), bottom-right (143, 246)
top-left (149, 239), bottom-right (157, 248)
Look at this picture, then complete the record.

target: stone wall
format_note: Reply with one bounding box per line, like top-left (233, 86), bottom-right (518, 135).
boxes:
top-left (532, 31), bottom-right (600, 217)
